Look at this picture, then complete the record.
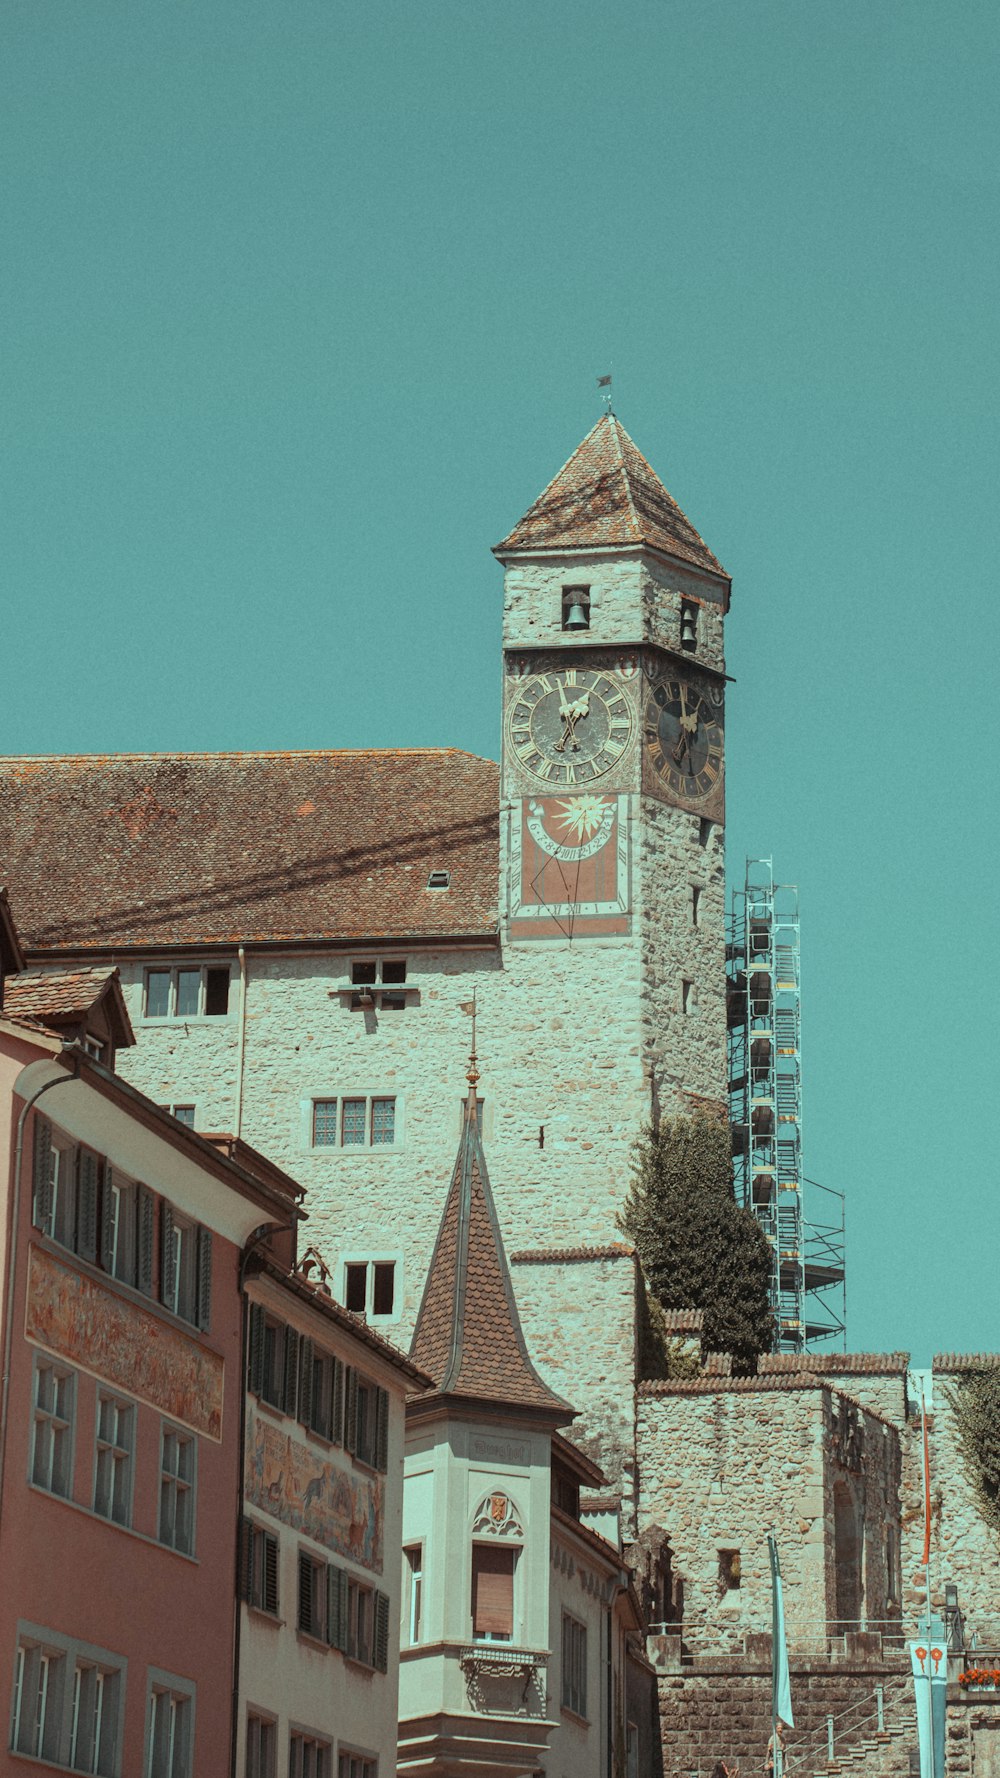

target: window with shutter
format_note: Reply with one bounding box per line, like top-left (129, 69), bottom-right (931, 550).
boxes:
top-left (298, 1337), bottom-right (315, 1430)
top-left (248, 1304), bottom-right (265, 1397)
top-left (298, 1552), bottom-right (326, 1639)
top-left (344, 1369), bottom-right (358, 1455)
top-left (283, 1327), bottom-right (300, 1419)
top-left (32, 1116), bottom-right (54, 1232)
top-left (238, 1517), bottom-right (255, 1600)
top-left (471, 1544), bottom-right (516, 1641)
top-left (332, 1359), bottom-right (345, 1445)
top-left (374, 1590), bottom-right (390, 1673)
top-left (327, 1563), bottom-right (348, 1651)
top-left (196, 1226), bottom-right (212, 1330)
top-left (76, 1150), bottom-right (100, 1263)
top-left (137, 1187), bottom-right (155, 1295)
top-left (375, 1387), bottom-right (389, 1473)
top-left (160, 1202), bottom-right (176, 1306)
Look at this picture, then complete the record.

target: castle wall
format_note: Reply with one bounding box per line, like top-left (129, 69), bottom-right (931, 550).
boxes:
top-left (898, 1363), bottom-right (1000, 1635)
top-left (639, 800), bottom-right (727, 1116)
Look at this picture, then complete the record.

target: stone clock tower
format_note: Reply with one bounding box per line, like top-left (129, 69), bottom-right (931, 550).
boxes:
top-left (492, 415), bottom-right (731, 1235)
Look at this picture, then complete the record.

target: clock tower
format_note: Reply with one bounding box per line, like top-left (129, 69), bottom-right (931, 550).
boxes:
top-left (493, 414), bottom-right (731, 1167)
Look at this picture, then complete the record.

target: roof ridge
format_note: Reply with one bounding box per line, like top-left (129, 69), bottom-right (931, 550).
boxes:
top-left (0, 746), bottom-right (492, 766)
top-left (610, 415), bottom-right (643, 540)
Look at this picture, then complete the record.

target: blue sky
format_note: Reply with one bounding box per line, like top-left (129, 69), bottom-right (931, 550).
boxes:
top-left (2, 1), bottom-right (997, 1361)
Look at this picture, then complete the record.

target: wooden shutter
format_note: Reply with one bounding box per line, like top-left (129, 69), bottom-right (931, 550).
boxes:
top-left (471, 1545), bottom-right (515, 1638)
top-left (77, 1150), bottom-right (99, 1262)
top-left (298, 1552), bottom-right (315, 1634)
top-left (344, 1368), bottom-right (358, 1455)
top-left (282, 1328), bottom-right (299, 1418)
top-left (297, 1337), bottom-right (314, 1430)
top-left (331, 1358), bottom-right (345, 1445)
top-left (375, 1387), bottom-right (389, 1473)
top-left (196, 1226), bottom-right (213, 1330)
top-left (237, 1517), bottom-right (254, 1601)
top-left (263, 1532), bottom-right (279, 1615)
top-left (374, 1589), bottom-right (390, 1672)
top-left (99, 1168), bottom-right (114, 1272)
top-left (160, 1201), bottom-right (175, 1304)
top-left (327, 1563), bottom-right (348, 1652)
top-left (248, 1303), bottom-right (265, 1397)
top-left (32, 1116), bottom-right (53, 1229)
top-left (137, 1187), bottom-right (155, 1295)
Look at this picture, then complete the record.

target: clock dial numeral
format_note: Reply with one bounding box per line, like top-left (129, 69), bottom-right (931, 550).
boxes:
top-left (506, 667), bottom-right (636, 783)
top-left (642, 672), bottom-right (724, 805)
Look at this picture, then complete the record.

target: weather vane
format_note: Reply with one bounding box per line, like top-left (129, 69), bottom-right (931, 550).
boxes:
top-left (597, 372), bottom-right (613, 413)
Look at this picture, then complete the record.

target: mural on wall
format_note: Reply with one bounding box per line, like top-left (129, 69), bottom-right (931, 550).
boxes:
top-left (25, 1244), bottom-right (224, 1441)
top-left (245, 1409), bottom-right (384, 1575)
top-left (508, 792), bottom-right (631, 939)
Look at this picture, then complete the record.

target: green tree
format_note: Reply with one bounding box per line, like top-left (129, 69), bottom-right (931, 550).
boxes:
top-left (620, 1111), bottom-right (774, 1375)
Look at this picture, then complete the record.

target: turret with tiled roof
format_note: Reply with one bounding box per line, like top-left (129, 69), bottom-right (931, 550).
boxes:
top-left (409, 1036), bottom-right (573, 1424)
top-left (494, 411), bottom-right (728, 581)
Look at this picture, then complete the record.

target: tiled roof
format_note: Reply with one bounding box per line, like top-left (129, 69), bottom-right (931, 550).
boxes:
top-left (759, 1352), bottom-right (910, 1375)
top-left (410, 1089), bottom-right (573, 1421)
top-left (639, 1375), bottom-right (827, 1396)
top-left (510, 1243), bottom-right (635, 1265)
top-left (494, 415), bottom-right (727, 580)
top-left (701, 1351), bottom-right (732, 1374)
top-left (3, 966), bottom-right (135, 1049)
top-left (660, 1308), bottom-right (705, 1333)
top-left (0, 750), bottom-right (499, 951)
top-left (0, 888), bottom-right (25, 974)
top-left (934, 1353), bottom-right (1000, 1373)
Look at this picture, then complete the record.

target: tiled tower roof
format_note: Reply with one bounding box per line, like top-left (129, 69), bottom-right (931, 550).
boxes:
top-left (494, 413), bottom-right (727, 579)
top-left (410, 1074), bottom-right (573, 1422)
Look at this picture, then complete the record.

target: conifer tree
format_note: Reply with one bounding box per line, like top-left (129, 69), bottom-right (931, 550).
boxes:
top-left (620, 1111), bottom-right (774, 1375)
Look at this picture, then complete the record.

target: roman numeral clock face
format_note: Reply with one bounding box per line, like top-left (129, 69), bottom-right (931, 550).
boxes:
top-left (644, 672), bottom-right (724, 808)
top-left (506, 668), bottom-right (635, 784)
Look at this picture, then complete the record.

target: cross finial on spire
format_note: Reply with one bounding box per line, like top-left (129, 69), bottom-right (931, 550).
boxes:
top-left (464, 992), bottom-right (480, 1123)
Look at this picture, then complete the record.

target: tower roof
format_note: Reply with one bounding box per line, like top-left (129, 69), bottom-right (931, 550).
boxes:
top-left (410, 1076), bottom-right (573, 1423)
top-left (494, 413), bottom-right (727, 579)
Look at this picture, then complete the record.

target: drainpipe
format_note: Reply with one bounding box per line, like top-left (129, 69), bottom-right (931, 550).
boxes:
top-left (233, 947), bottom-right (248, 1141)
top-left (0, 1055), bottom-right (81, 1532)
top-left (606, 1600), bottom-right (614, 1778)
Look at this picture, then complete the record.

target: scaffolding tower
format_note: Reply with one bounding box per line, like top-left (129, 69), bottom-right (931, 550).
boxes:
top-left (726, 859), bottom-right (845, 1352)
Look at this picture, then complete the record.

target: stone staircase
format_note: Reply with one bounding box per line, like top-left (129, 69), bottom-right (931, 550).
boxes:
top-left (796, 1680), bottom-right (917, 1778)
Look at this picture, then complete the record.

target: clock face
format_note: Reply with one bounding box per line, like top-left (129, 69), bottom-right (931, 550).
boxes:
top-left (644, 673), bottom-right (724, 804)
top-left (506, 667), bottom-right (635, 785)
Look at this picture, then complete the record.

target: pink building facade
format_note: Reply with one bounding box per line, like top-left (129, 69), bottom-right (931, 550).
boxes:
top-left (0, 1016), bottom-right (298, 1778)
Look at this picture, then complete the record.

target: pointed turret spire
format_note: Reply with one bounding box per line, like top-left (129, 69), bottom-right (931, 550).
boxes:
top-left (494, 412), bottom-right (727, 579)
top-left (410, 1041), bottom-right (573, 1422)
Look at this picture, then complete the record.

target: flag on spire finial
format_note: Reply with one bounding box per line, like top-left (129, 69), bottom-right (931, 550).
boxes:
top-left (597, 372), bottom-right (612, 414)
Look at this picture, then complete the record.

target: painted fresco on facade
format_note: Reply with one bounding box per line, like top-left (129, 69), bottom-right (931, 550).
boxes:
top-left (508, 792), bottom-right (631, 939)
top-left (25, 1243), bottom-right (224, 1440)
top-left (245, 1408), bottom-right (384, 1574)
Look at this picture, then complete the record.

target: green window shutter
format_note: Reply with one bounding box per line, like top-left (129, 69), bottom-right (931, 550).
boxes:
top-left (374, 1589), bottom-right (390, 1672)
top-left (32, 1116), bottom-right (53, 1230)
top-left (99, 1168), bottom-right (113, 1272)
top-left (248, 1303), bottom-right (265, 1397)
top-left (196, 1226), bottom-right (212, 1331)
top-left (344, 1369), bottom-right (358, 1456)
top-left (375, 1387), bottom-right (389, 1473)
top-left (298, 1338), bottom-right (314, 1430)
top-left (298, 1552), bottom-right (314, 1634)
top-left (263, 1533), bottom-right (279, 1615)
top-left (77, 1150), bottom-right (99, 1262)
top-left (332, 1358), bottom-right (345, 1445)
top-left (160, 1201), bottom-right (175, 1304)
top-left (282, 1327), bottom-right (300, 1419)
top-left (327, 1564), bottom-right (348, 1652)
top-left (237, 1516), bottom-right (254, 1601)
top-left (137, 1187), bottom-right (155, 1295)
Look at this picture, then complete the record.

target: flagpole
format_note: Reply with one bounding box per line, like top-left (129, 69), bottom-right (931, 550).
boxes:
top-left (768, 1532), bottom-right (781, 1778)
top-left (921, 1385), bottom-right (935, 1778)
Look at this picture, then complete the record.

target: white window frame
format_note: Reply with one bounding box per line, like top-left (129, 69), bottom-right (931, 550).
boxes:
top-left (338, 1252), bottom-right (403, 1324)
top-left (145, 1669), bottom-right (195, 1778)
top-left (142, 963), bottom-right (233, 1023)
top-left (561, 1611), bottom-right (588, 1718)
top-left (344, 956), bottom-right (413, 1011)
top-left (30, 1356), bottom-right (76, 1498)
top-left (11, 1623), bottom-right (125, 1774)
top-left (403, 1544), bottom-right (424, 1647)
top-left (470, 1541), bottom-right (520, 1644)
top-left (106, 1170), bottom-right (138, 1286)
top-left (303, 1094), bottom-right (405, 1154)
top-left (158, 1422), bottom-right (196, 1557)
top-left (93, 1390), bottom-right (135, 1527)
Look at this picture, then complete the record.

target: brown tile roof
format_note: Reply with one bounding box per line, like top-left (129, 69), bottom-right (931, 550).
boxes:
top-left (494, 415), bottom-right (728, 580)
top-left (509, 1243), bottom-right (635, 1265)
top-left (0, 750), bottom-right (499, 951)
top-left (410, 1090), bottom-right (573, 1421)
top-left (701, 1351), bottom-right (732, 1374)
top-left (639, 1375), bottom-right (827, 1396)
top-left (933, 1353), bottom-right (1000, 1372)
top-left (660, 1308), bottom-right (705, 1333)
top-left (0, 889), bottom-right (25, 975)
top-left (3, 967), bottom-right (135, 1049)
top-left (759, 1352), bottom-right (910, 1375)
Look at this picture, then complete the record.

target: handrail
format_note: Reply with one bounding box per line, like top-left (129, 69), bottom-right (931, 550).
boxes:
top-left (785, 1672), bottom-right (914, 1768)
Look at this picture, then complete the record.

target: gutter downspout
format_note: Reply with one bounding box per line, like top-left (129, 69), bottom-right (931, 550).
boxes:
top-left (234, 946), bottom-right (248, 1141)
top-left (0, 1055), bottom-right (81, 1533)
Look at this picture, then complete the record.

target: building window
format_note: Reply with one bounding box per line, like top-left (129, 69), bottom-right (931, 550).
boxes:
top-left (11, 1628), bottom-right (125, 1775)
top-left (159, 1425), bottom-right (196, 1556)
top-left (31, 1359), bottom-right (75, 1497)
top-left (698, 817), bottom-right (713, 847)
top-left (349, 958), bottom-right (408, 1011)
top-left (426, 870), bottom-right (449, 890)
top-left (245, 1713), bottom-right (276, 1778)
top-left (143, 965), bottom-right (231, 1021)
top-left (346, 1578), bottom-right (373, 1666)
top-left (471, 1545), bottom-right (516, 1642)
top-left (32, 1120), bottom-right (99, 1260)
top-left (311, 1095), bottom-right (399, 1150)
top-left (290, 1732), bottom-right (331, 1778)
top-left (680, 599), bottom-right (698, 651)
top-left (297, 1551), bottom-right (329, 1642)
top-left (297, 1341), bottom-right (344, 1444)
top-left (160, 1203), bottom-right (211, 1330)
top-left (681, 978), bottom-right (695, 1015)
top-left (561, 585), bottom-right (591, 631)
top-left (403, 1546), bottom-right (423, 1645)
top-left (345, 1371), bottom-right (389, 1471)
top-left (94, 1394), bottom-right (134, 1527)
top-left (338, 1755), bottom-right (376, 1778)
top-left (561, 1612), bottom-right (587, 1717)
top-left (167, 1105), bottom-right (197, 1129)
top-left (103, 1171), bottom-right (137, 1285)
top-left (239, 1521), bottom-right (280, 1616)
top-left (145, 1676), bottom-right (194, 1778)
top-left (691, 885), bottom-right (701, 925)
top-left (343, 1258), bottom-right (396, 1319)
top-left (718, 1548), bottom-right (741, 1592)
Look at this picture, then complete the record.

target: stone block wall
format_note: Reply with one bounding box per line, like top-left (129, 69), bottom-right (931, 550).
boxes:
top-left (945, 1690), bottom-right (1000, 1778)
top-left (898, 1361), bottom-right (1000, 1635)
top-left (639, 797), bottom-right (727, 1118)
top-left (500, 549), bottom-right (725, 673)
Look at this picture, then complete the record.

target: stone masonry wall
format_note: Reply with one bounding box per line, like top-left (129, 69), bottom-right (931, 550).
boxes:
top-left (898, 1364), bottom-right (1000, 1635)
top-left (639, 798), bottom-right (728, 1117)
top-left (500, 549), bottom-right (725, 672)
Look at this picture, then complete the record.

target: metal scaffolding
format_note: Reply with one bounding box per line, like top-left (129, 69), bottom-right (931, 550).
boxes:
top-left (726, 858), bottom-right (845, 1352)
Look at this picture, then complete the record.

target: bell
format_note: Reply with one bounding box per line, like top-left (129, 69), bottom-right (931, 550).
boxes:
top-left (563, 597), bottom-right (590, 631)
top-left (680, 603), bottom-right (698, 651)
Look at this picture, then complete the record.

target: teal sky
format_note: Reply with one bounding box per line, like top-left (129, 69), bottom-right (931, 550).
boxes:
top-left (2, 2), bottom-right (997, 1363)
